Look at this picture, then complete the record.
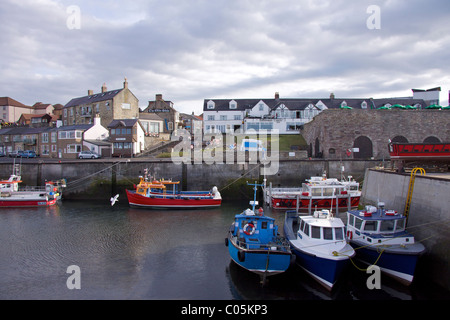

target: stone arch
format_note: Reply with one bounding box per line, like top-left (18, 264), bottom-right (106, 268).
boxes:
top-left (314, 137), bottom-right (321, 158)
top-left (423, 136), bottom-right (440, 143)
top-left (353, 136), bottom-right (373, 159)
top-left (391, 135), bottom-right (408, 143)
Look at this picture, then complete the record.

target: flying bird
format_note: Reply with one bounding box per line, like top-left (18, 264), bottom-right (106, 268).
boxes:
top-left (110, 194), bottom-right (119, 206)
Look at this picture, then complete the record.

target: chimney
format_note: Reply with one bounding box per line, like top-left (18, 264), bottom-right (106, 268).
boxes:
top-left (94, 113), bottom-right (101, 126)
top-left (275, 92), bottom-right (280, 99)
top-left (101, 83), bottom-right (107, 93)
top-left (88, 89), bottom-right (94, 96)
top-left (330, 92), bottom-right (335, 99)
top-left (156, 94), bottom-right (163, 101)
top-left (123, 77), bottom-right (128, 89)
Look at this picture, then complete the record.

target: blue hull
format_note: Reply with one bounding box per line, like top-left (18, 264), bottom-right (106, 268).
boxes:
top-left (228, 241), bottom-right (291, 276)
top-left (350, 243), bottom-right (421, 284)
top-left (291, 248), bottom-right (350, 290)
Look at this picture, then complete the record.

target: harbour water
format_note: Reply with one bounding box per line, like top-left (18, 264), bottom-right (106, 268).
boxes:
top-left (0, 199), bottom-right (448, 301)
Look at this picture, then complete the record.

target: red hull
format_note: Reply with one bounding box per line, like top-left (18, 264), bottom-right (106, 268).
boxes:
top-left (389, 142), bottom-right (450, 161)
top-left (0, 198), bottom-right (57, 207)
top-left (126, 189), bottom-right (222, 209)
top-left (272, 196), bottom-right (360, 211)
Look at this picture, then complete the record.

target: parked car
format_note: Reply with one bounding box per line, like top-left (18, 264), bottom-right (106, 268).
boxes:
top-left (78, 150), bottom-right (101, 159)
top-left (8, 150), bottom-right (24, 158)
top-left (21, 150), bottom-right (38, 158)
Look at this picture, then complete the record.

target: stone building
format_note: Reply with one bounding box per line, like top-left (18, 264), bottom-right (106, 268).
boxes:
top-left (301, 109), bottom-right (450, 159)
top-left (141, 94), bottom-right (179, 135)
top-left (63, 78), bottom-right (139, 128)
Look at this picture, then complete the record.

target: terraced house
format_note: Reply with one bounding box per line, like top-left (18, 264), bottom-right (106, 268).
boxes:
top-left (203, 91), bottom-right (430, 135)
top-left (62, 78), bottom-right (139, 128)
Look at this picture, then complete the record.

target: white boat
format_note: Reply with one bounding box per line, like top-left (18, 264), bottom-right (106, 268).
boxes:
top-left (284, 209), bottom-right (355, 290)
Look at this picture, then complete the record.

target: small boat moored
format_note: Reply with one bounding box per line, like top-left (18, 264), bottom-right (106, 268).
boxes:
top-left (126, 171), bottom-right (222, 209)
top-left (284, 209), bottom-right (355, 290)
top-left (226, 182), bottom-right (292, 279)
top-left (265, 172), bottom-right (361, 213)
top-left (0, 173), bottom-right (65, 208)
top-left (346, 202), bottom-right (426, 285)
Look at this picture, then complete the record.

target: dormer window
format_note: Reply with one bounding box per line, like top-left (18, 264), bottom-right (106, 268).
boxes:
top-left (361, 101), bottom-right (368, 109)
top-left (341, 101), bottom-right (347, 108)
top-left (207, 100), bottom-right (215, 109)
top-left (229, 100), bottom-right (237, 109)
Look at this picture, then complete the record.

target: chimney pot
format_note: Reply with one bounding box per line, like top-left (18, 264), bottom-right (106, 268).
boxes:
top-left (275, 92), bottom-right (280, 99)
top-left (123, 77), bottom-right (128, 89)
top-left (101, 83), bottom-right (107, 93)
top-left (88, 90), bottom-right (94, 96)
top-left (330, 92), bottom-right (335, 99)
top-left (156, 94), bottom-right (163, 101)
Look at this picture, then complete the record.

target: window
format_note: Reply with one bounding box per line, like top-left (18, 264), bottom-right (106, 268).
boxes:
top-left (354, 217), bottom-right (363, 230)
top-left (334, 227), bottom-right (344, 240)
top-left (207, 115), bottom-right (215, 121)
top-left (67, 144), bottom-right (82, 153)
top-left (42, 133), bottom-right (49, 143)
top-left (51, 145), bottom-right (57, 152)
top-left (259, 104), bottom-right (264, 111)
top-left (234, 115), bottom-right (242, 120)
top-left (361, 101), bottom-right (368, 109)
top-left (323, 227), bottom-right (333, 240)
top-left (380, 220), bottom-right (395, 232)
top-left (395, 219), bottom-right (405, 232)
top-left (220, 115), bottom-right (227, 121)
top-left (311, 226), bottom-right (321, 239)
top-left (303, 222), bottom-right (309, 236)
top-left (51, 132), bottom-right (57, 143)
top-left (122, 103), bottom-right (131, 109)
top-left (207, 101), bottom-right (215, 109)
top-left (363, 221), bottom-right (379, 232)
top-left (261, 221), bottom-right (268, 229)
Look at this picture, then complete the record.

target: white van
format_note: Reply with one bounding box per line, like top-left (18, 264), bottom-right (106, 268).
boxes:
top-left (239, 139), bottom-right (266, 152)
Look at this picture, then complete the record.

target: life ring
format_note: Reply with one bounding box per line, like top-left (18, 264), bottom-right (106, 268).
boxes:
top-left (243, 223), bottom-right (256, 235)
top-left (347, 230), bottom-right (353, 240)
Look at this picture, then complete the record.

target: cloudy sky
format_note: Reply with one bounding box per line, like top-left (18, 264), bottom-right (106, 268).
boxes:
top-left (1, 0), bottom-right (449, 114)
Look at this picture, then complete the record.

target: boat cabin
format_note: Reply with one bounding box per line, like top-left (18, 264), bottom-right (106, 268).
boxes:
top-left (346, 205), bottom-right (413, 245)
top-left (296, 210), bottom-right (346, 242)
top-left (0, 175), bottom-right (22, 193)
top-left (232, 209), bottom-right (279, 250)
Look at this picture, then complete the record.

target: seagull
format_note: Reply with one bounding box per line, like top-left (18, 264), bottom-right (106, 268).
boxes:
top-left (110, 194), bottom-right (119, 206)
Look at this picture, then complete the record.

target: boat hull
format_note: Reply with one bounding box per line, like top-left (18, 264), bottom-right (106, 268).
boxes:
top-left (228, 238), bottom-right (292, 276)
top-left (0, 198), bottom-right (57, 207)
top-left (272, 196), bottom-right (360, 211)
top-left (290, 247), bottom-right (351, 290)
top-left (350, 241), bottom-right (424, 285)
top-left (126, 189), bottom-right (222, 209)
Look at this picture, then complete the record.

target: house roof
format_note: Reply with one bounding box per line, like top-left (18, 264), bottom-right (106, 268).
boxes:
top-left (64, 89), bottom-right (123, 108)
top-left (0, 97), bottom-right (30, 108)
top-left (138, 112), bottom-right (164, 121)
top-left (203, 97), bottom-right (428, 111)
top-left (108, 119), bottom-right (139, 128)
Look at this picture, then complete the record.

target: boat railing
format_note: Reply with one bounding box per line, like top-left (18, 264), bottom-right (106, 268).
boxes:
top-left (230, 232), bottom-right (290, 252)
top-left (18, 186), bottom-right (47, 192)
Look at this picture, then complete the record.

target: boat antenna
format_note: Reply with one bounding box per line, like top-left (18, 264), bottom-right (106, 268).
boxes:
top-left (247, 181), bottom-right (264, 212)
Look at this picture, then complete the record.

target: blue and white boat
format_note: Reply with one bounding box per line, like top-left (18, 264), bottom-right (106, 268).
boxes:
top-left (346, 203), bottom-right (426, 285)
top-left (284, 209), bottom-right (355, 290)
top-left (226, 182), bottom-right (292, 278)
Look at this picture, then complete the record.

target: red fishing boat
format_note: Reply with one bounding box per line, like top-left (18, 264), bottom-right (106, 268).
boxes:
top-left (126, 175), bottom-right (222, 209)
top-left (0, 174), bottom-right (65, 207)
top-left (264, 174), bottom-right (361, 213)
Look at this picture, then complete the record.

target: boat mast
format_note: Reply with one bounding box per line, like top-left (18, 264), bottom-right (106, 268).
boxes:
top-left (247, 181), bottom-right (264, 212)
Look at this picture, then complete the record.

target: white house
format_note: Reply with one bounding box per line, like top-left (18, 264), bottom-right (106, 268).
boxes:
top-left (203, 92), bottom-right (429, 135)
